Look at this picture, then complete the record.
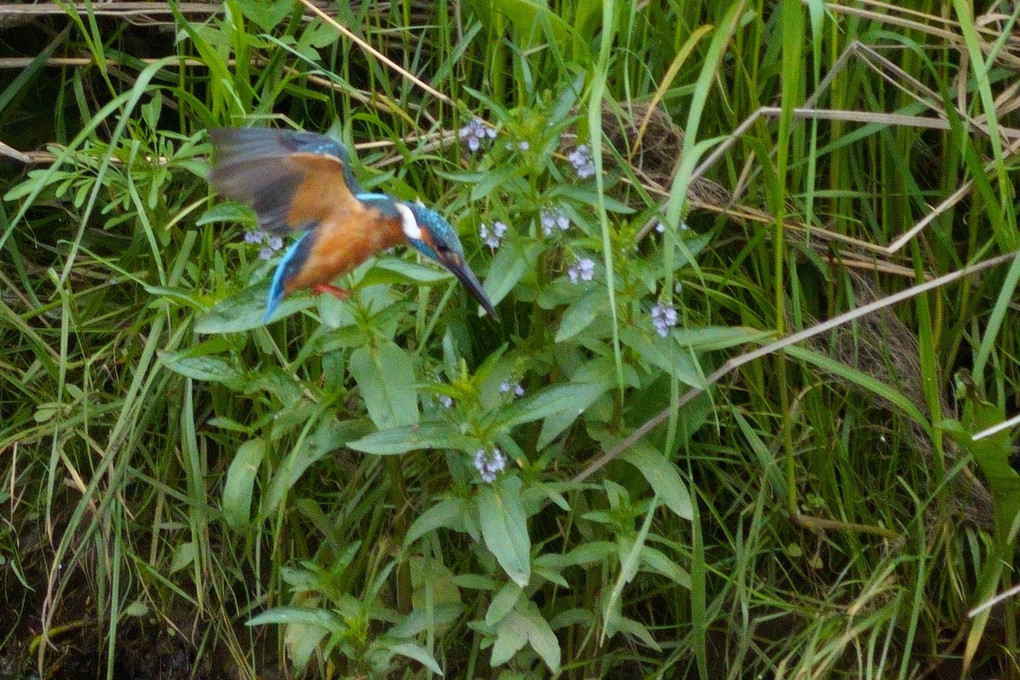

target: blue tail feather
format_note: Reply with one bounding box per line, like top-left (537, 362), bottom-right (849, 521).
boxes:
top-left (264, 231), bottom-right (312, 323)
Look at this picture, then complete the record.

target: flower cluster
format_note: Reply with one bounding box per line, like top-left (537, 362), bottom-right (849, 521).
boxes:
top-left (568, 257), bottom-right (595, 284)
top-left (480, 221), bottom-right (508, 249)
top-left (568, 144), bottom-right (595, 178)
top-left (459, 117), bottom-right (496, 153)
top-left (245, 230), bottom-right (284, 260)
top-left (651, 303), bottom-right (678, 337)
top-left (500, 381), bottom-right (525, 398)
top-left (474, 448), bottom-right (506, 483)
top-left (540, 207), bottom-right (570, 236)
top-left (654, 221), bottom-right (690, 234)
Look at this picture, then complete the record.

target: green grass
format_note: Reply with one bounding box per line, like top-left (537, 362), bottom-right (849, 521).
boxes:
top-left (2, 0), bottom-right (1020, 678)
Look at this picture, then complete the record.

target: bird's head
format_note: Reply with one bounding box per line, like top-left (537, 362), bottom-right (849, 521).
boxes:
top-left (395, 201), bottom-right (498, 320)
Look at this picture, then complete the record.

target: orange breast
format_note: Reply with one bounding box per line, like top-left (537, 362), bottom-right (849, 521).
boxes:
top-left (285, 208), bottom-right (405, 293)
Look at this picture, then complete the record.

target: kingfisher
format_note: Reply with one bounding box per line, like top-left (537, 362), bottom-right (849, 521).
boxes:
top-left (208, 127), bottom-right (498, 322)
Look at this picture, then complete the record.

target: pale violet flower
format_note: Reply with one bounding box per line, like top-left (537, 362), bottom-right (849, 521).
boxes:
top-left (474, 448), bottom-right (507, 483)
top-left (568, 257), bottom-right (595, 284)
top-left (651, 303), bottom-right (678, 337)
top-left (245, 230), bottom-right (284, 260)
top-left (567, 144), bottom-right (595, 178)
top-left (459, 117), bottom-right (496, 152)
top-left (540, 207), bottom-right (571, 236)
top-left (655, 221), bottom-right (689, 234)
top-left (480, 221), bottom-right (508, 249)
top-left (500, 381), bottom-right (525, 398)
top-left (518, 141), bottom-right (530, 151)
top-left (438, 395), bottom-right (454, 408)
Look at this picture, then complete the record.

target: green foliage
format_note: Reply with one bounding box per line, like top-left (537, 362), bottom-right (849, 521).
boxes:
top-left (4, 0), bottom-right (1020, 678)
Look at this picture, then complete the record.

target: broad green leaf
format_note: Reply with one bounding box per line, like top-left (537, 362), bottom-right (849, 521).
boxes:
top-left (490, 609), bottom-right (529, 666)
top-left (520, 599), bottom-right (561, 673)
top-left (641, 546), bottom-right (691, 588)
top-left (350, 342), bottom-right (419, 430)
top-left (160, 352), bottom-right (240, 384)
top-left (237, 0), bottom-right (294, 31)
top-left (248, 606), bottom-right (343, 630)
top-left (349, 421), bottom-right (476, 456)
top-left (195, 282), bottom-right (312, 334)
top-left (482, 240), bottom-right (529, 308)
top-left (478, 476), bottom-right (531, 587)
top-left (366, 258), bottom-right (456, 285)
top-left (485, 581), bottom-right (522, 627)
top-left (620, 444), bottom-right (693, 520)
top-left (388, 642), bottom-right (444, 675)
top-left (494, 381), bottom-right (610, 431)
top-left (404, 497), bottom-right (468, 547)
top-left (222, 438), bottom-right (264, 532)
top-left (555, 288), bottom-right (606, 342)
top-left (170, 542), bottom-right (196, 573)
top-left (619, 327), bottom-right (705, 388)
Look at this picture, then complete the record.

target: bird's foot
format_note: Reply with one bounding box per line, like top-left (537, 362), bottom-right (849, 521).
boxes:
top-left (311, 283), bottom-right (352, 300)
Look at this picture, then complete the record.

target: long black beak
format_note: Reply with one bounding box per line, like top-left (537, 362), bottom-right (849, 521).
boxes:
top-left (446, 259), bottom-right (499, 320)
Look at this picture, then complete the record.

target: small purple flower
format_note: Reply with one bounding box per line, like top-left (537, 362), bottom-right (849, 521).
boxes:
top-left (500, 381), bottom-right (524, 398)
top-left (247, 230), bottom-right (284, 260)
top-left (459, 117), bottom-right (496, 153)
top-left (567, 144), bottom-right (595, 178)
top-left (651, 303), bottom-right (678, 337)
top-left (680, 221), bottom-right (689, 231)
top-left (438, 394), bottom-right (454, 408)
top-left (540, 207), bottom-right (571, 236)
top-left (518, 141), bottom-right (530, 151)
top-left (568, 257), bottom-right (595, 284)
top-left (654, 221), bottom-right (665, 234)
top-left (480, 221), bottom-right (508, 249)
top-left (474, 447), bottom-right (507, 483)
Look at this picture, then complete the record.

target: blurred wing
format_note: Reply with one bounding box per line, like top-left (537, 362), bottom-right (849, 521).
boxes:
top-left (209, 128), bottom-right (363, 234)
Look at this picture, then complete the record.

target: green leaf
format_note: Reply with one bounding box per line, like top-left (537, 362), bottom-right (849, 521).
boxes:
top-left (388, 642), bottom-right (444, 675)
top-left (366, 257), bottom-right (456, 285)
top-left (485, 581), bottom-right (522, 627)
top-left (404, 497), bottom-right (468, 547)
top-left (248, 606), bottom-right (343, 630)
top-left (349, 421), bottom-right (476, 456)
top-left (478, 476), bottom-right (531, 587)
top-left (350, 342), bottom-right (419, 430)
top-left (222, 438), bottom-right (264, 532)
top-left (555, 288), bottom-right (606, 342)
top-left (160, 351), bottom-right (240, 384)
top-left (490, 609), bottom-right (529, 666)
top-left (195, 282), bottom-right (312, 334)
top-left (494, 380), bottom-right (610, 431)
top-left (619, 444), bottom-right (693, 520)
top-left (519, 599), bottom-right (561, 673)
top-left (237, 0), bottom-right (294, 31)
top-left (482, 240), bottom-right (529, 308)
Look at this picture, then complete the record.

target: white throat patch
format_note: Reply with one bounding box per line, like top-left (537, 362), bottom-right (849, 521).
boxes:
top-left (395, 203), bottom-right (422, 240)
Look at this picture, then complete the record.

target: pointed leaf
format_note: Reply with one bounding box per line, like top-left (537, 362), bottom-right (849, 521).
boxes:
top-left (350, 342), bottom-right (419, 429)
top-left (478, 476), bottom-right (531, 587)
top-left (620, 444), bottom-right (693, 520)
top-left (222, 438), bottom-right (264, 532)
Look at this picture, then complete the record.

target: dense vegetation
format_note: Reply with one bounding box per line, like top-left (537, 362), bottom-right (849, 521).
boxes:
top-left (3, 1), bottom-right (1020, 678)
